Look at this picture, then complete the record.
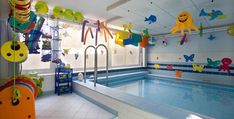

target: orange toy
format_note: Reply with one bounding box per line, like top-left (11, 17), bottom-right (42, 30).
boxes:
top-left (0, 85), bottom-right (36, 119)
top-left (175, 70), bottom-right (183, 78)
top-left (140, 35), bottom-right (149, 48)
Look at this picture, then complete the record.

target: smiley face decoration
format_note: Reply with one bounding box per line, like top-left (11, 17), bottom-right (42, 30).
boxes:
top-left (1, 40), bottom-right (29, 62)
top-left (171, 11), bottom-right (199, 35)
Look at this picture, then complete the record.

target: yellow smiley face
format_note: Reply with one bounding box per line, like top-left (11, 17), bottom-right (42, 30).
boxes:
top-left (1, 40), bottom-right (29, 62)
top-left (178, 12), bottom-right (189, 23)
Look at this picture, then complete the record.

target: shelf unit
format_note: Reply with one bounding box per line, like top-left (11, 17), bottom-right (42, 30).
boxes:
top-left (55, 67), bottom-right (73, 95)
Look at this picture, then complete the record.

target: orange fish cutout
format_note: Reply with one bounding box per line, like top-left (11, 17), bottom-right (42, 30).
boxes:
top-left (0, 85), bottom-right (36, 119)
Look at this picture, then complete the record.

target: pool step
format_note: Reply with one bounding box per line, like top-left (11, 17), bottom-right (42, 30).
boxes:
top-left (97, 71), bottom-right (147, 85)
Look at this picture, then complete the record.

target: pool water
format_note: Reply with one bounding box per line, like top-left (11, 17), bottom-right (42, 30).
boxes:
top-left (109, 77), bottom-right (234, 119)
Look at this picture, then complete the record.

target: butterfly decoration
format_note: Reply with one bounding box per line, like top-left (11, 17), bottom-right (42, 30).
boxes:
top-left (207, 58), bottom-right (220, 67)
top-left (162, 36), bottom-right (168, 46)
top-left (175, 70), bottom-right (182, 78)
top-left (153, 64), bottom-right (160, 69)
top-left (208, 34), bottom-right (216, 41)
top-left (62, 49), bottom-right (70, 56)
top-left (192, 64), bottom-right (204, 72)
top-left (166, 65), bottom-right (173, 70)
top-left (75, 53), bottom-right (79, 60)
top-left (184, 54), bottom-right (195, 62)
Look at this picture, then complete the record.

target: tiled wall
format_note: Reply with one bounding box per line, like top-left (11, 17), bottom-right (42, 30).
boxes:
top-left (147, 30), bottom-right (234, 85)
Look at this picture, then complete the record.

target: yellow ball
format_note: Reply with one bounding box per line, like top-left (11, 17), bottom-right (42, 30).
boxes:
top-left (35, 1), bottom-right (49, 15)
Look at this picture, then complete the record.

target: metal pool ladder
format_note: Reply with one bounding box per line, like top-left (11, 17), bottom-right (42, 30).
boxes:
top-left (84, 44), bottom-right (109, 87)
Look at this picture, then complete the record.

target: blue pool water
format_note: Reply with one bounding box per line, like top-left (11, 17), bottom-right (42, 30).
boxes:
top-left (107, 76), bottom-right (234, 119)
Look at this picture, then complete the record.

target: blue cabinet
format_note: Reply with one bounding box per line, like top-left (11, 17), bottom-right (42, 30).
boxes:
top-left (55, 68), bottom-right (73, 95)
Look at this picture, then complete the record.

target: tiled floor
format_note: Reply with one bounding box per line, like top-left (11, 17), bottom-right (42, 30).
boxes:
top-left (36, 93), bottom-right (116, 119)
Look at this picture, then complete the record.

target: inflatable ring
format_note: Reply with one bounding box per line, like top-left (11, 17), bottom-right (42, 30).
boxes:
top-left (1, 75), bottom-right (38, 97)
top-left (53, 6), bottom-right (65, 18)
top-left (9, 1), bottom-right (31, 10)
top-left (35, 1), bottom-right (48, 15)
top-left (63, 9), bottom-right (75, 21)
top-left (74, 11), bottom-right (84, 23)
top-left (9, 0), bottom-right (31, 6)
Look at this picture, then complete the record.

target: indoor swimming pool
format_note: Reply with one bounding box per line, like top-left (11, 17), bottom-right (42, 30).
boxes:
top-left (99, 76), bottom-right (234, 119)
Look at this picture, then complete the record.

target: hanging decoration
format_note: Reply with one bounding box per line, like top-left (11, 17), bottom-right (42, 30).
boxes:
top-left (171, 11), bottom-right (199, 35)
top-left (166, 65), bottom-right (173, 70)
top-left (227, 26), bottom-right (234, 36)
top-left (218, 58), bottom-right (232, 74)
top-left (199, 9), bottom-right (227, 21)
top-left (34, 1), bottom-right (48, 15)
top-left (192, 64), bottom-right (204, 72)
top-left (115, 30), bottom-right (130, 47)
top-left (184, 54), bottom-right (195, 62)
top-left (145, 15), bottom-right (157, 24)
top-left (123, 33), bottom-right (142, 46)
top-left (207, 58), bottom-right (220, 67)
top-left (140, 29), bottom-right (149, 48)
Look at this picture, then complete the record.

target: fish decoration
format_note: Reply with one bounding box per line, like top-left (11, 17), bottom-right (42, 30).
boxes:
top-left (145, 15), bottom-right (157, 24)
top-left (207, 58), bottom-right (220, 67)
top-left (208, 34), bottom-right (215, 41)
top-left (153, 64), bottom-right (160, 69)
top-left (123, 22), bottom-right (132, 32)
top-left (184, 54), bottom-right (195, 62)
top-left (199, 9), bottom-right (227, 21)
top-left (192, 64), bottom-right (204, 72)
top-left (199, 23), bottom-right (203, 37)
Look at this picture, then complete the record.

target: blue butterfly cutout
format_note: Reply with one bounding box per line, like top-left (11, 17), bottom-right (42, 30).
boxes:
top-left (208, 34), bottom-right (216, 41)
top-left (184, 54), bottom-right (195, 62)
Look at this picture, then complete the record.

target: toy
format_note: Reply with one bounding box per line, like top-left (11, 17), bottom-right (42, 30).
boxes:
top-left (64, 9), bottom-right (75, 21)
top-left (218, 58), bottom-right (232, 73)
top-left (208, 34), bottom-right (215, 41)
top-left (145, 15), bottom-right (157, 24)
top-left (81, 20), bottom-right (94, 44)
top-left (100, 21), bottom-right (113, 42)
top-left (166, 65), bottom-right (173, 70)
top-left (192, 64), bottom-right (204, 72)
top-left (53, 6), bottom-right (65, 18)
top-left (153, 64), bottom-right (160, 69)
top-left (199, 23), bottom-right (203, 37)
top-left (8, 11), bottom-right (37, 33)
top-left (1, 40), bottom-right (29, 62)
top-left (207, 58), bottom-right (220, 67)
top-left (95, 20), bottom-right (100, 45)
top-left (78, 73), bottom-right (84, 80)
top-left (42, 40), bottom-right (51, 50)
top-left (148, 37), bottom-right (156, 46)
top-left (140, 35), bottom-right (149, 48)
top-left (124, 33), bottom-right (142, 46)
top-left (184, 54), bottom-right (195, 62)
top-left (0, 84), bottom-right (36, 119)
top-left (83, 27), bottom-right (94, 45)
top-left (123, 22), bottom-right (132, 32)
top-left (143, 29), bottom-right (149, 36)
top-left (34, 1), bottom-right (48, 15)
top-left (171, 11), bottom-right (199, 35)
top-left (227, 26), bottom-right (234, 36)
top-left (115, 30), bottom-right (130, 47)
top-left (74, 11), bottom-right (84, 23)
top-left (199, 9), bottom-right (227, 21)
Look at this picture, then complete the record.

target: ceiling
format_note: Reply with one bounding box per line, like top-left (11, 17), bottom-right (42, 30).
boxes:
top-left (35, 0), bottom-right (234, 35)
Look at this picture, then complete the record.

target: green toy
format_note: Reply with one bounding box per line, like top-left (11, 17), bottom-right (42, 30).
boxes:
top-left (28, 72), bottom-right (44, 97)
